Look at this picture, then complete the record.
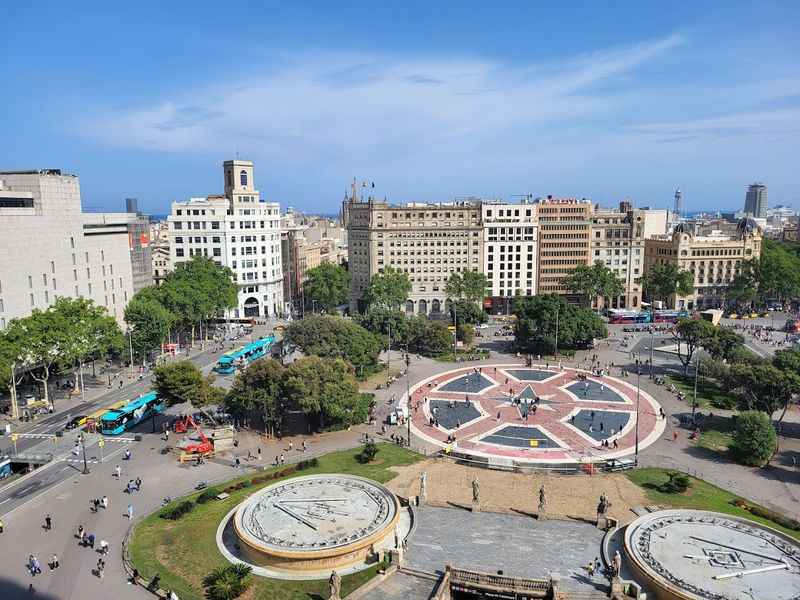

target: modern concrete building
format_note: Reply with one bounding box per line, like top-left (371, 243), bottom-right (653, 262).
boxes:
top-left (481, 201), bottom-right (538, 314)
top-left (744, 182), bottom-right (767, 218)
top-left (344, 191), bottom-right (482, 316)
top-left (535, 197), bottom-right (592, 298)
top-left (123, 198), bottom-right (154, 293)
top-left (644, 218), bottom-right (762, 310)
top-left (0, 169), bottom-right (136, 326)
top-left (591, 203), bottom-right (667, 309)
top-left (167, 160), bottom-right (284, 319)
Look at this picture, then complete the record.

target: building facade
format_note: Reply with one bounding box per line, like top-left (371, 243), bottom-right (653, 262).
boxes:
top-left (123, 198), bottom-right (153, 293)
top-left (591, 204), bottom-right (667, 309)
top-left (0, 170), bottom-right (136, 326)
top-left (744, 182), bottom-right (767, 218)
top-left (344, 194), bottom-right (482, 316)
top-left (281, 227), bottom-right (322, 315)
top-left (644, 218), bottom-right (762, 310)
top-left (167, 160), bottom-right (284, 319)
top-left (536, 198), bottom-right (592, 298)
top-left (481, 201), bottom-right (538, 314)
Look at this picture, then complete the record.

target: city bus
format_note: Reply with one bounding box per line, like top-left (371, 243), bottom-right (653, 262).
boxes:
top-left (653, 309), bottom-right (689, 323)
top-left (213, 335), bottom-right (276, 375)
top-left (99, 391), bottom-right (164, 436)
top-left (607, 309), bottom-right (651, 325)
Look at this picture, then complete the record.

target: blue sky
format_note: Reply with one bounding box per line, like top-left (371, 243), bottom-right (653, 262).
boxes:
top-left (2, 1), bottom-right (799, 214)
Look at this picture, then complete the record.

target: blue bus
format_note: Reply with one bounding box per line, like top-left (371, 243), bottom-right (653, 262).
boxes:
top-left (214, 335), bottom-right (275, 374)
top-left (100, 391), bottom-right (164, 436)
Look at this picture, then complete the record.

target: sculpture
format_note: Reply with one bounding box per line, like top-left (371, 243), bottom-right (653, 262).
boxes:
top-left (612, 550), bottom-right (622, 577)
top-left (419, 471), bottom-right (428, 502)
top-left (329, 570), bottom-right (342, 600)
top-left (538, 484), bottom-right (547, 519)
top-left (472, 477), bottom-right (480, 504)
top-left (597, 492), bottom-right (610, 516)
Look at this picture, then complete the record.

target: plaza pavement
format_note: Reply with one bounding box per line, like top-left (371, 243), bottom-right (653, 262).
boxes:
top-left (0, 316), bottom-right (797, 598)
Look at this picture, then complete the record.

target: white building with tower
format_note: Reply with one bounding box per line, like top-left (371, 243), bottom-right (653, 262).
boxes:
top-left (167, 160), bottom-right (284, 319)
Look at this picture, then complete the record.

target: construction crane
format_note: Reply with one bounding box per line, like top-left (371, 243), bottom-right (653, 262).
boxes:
top-left (182, 414), bottom-right (214, 457)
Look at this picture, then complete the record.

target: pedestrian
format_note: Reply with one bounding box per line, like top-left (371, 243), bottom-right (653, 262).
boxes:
top-left (280, 453), bottom-right (285, 465)
top-left (101, 496), bottom-right (109, 509)
top-left (124, 448), bottom-right (131, 460)
top-left (126, 480), bottom-right (134, 494)
top-left (119, 380), bottom-right (123, 389)
top-left (50, 554), bottom-right (59, 570)
top-left (97, 557), bottom-right (105, 579)
top-left (257, 447), bottom-right (261, 460)
top-left (135, 476), bottom-right (142, 491)
top-left (127, 504), bottom-right (134, 520)
top-left (302, 441), bottom-right (307, 453)
top-left (234, 456), bottom-right (241, 469)
top-left (587, 560), bottom-right (595, 577)
top-left (87, 533), bottom-right (95, 549)
top-left (44, 514), bottom-right (52, 531)
top-left (77, 524), bottom-right (85, 542)
top-left (672, 430), bottom-right (678, 442)
top-left (0, 517), bottom-right (4, 533)
top-left (288, 441), bottom-right (293, 452)
top-left (114, 465), bottom-right (121, 479)
top-left (99, 539), bottom-right (109, 555)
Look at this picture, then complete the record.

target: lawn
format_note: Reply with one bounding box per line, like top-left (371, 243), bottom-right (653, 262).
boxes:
top-left (666, 374), bottom-right (737, 410)
top-left (694, 414), bottom-right (735, 456)
top-left (128, 443), bottom-right (423, 600)
top-left (626, 468), bottom-right (800, 541)
top-left (359, 364), bottom-right (402, 389)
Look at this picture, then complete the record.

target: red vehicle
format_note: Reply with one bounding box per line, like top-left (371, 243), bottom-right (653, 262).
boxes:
top-left (183, 415), bottom-right (214, 457)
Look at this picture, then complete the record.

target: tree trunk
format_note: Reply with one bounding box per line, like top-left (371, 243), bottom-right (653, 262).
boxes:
top-left (73, 365), bottom-right (81, 396)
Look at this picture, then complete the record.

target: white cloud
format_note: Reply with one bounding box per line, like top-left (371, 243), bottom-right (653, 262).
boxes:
top-left (79, 35), bottom-right (686, 158)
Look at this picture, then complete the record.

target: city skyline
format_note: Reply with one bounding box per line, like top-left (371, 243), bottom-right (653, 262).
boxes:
top-left (2, 2), bottom-right (799, 214)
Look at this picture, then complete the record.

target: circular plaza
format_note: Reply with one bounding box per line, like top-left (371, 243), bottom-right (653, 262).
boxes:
top-left (406, 363), bottom-right (665, 465)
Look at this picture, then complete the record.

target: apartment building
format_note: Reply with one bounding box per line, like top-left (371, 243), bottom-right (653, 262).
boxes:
top-left (344, 193), bottom-right (482, 315)
top-left (481, 201), bottom-right (538, 314)
top-left (281, 227), bottom-right (322, 314)
top-left (0, 169), bottom-right (136, 326)
top-left (644, 218), bottom-right (762, 310)
top-left (591, 203), bottom-right (667, 309)
top-left (536, 198), bottom-right (592, 298)
top-left (167, 160), bottom-right (284, 318)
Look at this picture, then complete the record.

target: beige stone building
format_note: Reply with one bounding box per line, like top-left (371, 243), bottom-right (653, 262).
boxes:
top-left (344, 194), bottom-right (482, 315)
top-left (0, 170), bottom-right (136, 326)
top-left (644, 218), bottom-right (762, 310)
top-left (591, 203), bottom-right (667, 309)
top-left (536, 198), bottom-right (593, 298)
top-left (281, 227), bottom-right (322, 315)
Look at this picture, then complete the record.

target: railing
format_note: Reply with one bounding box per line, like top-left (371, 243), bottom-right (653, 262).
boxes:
top-left (450, 567), bottom-right (551, 592)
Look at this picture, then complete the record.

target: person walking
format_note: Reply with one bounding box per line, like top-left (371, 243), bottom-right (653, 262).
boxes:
top-left (135, 476), bottom-right (142, 491)
top-left (0, 517), bottom-right (4, 533)
top-left (302, 440), bottom-right (307, 453)
top-left (50, 554), bottom-right (59, 570)
top-left (101, 495), bottom-right (109, 509)
top-left (97, 558), bottom-right (105, 579)
top-left (77, 524), bottom-right (85, 543)
top-left (44, 514), bottom-right (52, 531)
top-left (257, 447), bottom-right (261, 460)
top-left (127, 504), bottom-right (134, 520)
top-left (114, 464), bottom-right (122, 479)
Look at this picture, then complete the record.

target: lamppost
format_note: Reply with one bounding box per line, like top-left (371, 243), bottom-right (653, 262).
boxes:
top-left (127, 328), bottom-right (134, 379)
top-left (452, 300), bottom-right (458, 357)
top-left (405, 350), bottom-right (411, 449)
top-left (385, 321), bottom-right (392, 384)
top-left (81, 434), bottom-right (90, 475)
top-left (554, 303), bottom-right (560, 358)
top-left (649, 304), bottom-right (655, 378)
top-left (692, 351), bottom-right (701, 419)
top-left (634, 358), bottom-right (641, 465)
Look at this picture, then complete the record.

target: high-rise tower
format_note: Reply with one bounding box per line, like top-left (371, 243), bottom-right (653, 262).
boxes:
top-left (673, 188), bottom-right (683, 216)
top-left (744, 182), bottom-right (767, 218)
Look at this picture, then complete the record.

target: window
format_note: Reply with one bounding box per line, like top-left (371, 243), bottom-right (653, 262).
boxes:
top-left (88, 283), bottom-right (92, 294)
top-left (30, 293), bottom-right (34, 306)
top-left (52, 278), bottom-right (56, 290)
top-left (240, 170), bottom-right (248, 187)
top-left (110, 264), bottom-right (114, 275)
top-left (101, 250), bottom-right (105, 261)
top-left (174, 222), bottom-right (182, 230)
top-left (70, 237), bottom-right (75, 249)
top-left (85, 252), bottom-right (89, 263)
top-left (42, 274), bottom-right (47, 285)
top-left (176, 248), bottom-right (185, 257)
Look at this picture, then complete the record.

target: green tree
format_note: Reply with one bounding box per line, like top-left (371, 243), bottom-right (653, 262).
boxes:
top-left (673, 318), bottom-right (716, 375)
top-left (758, 239), bottom-right (800, 304)
top-left (457, 323), bottom-right (475, 345)
top-left (281, 356), bottom-right (367, 429)
top-left (729, 411), bottom-right (777, 467)
top-left (773, 348), bottom-right (800, 374)
top-left (303, 262), bottom-right (351, 312)
top-left (203, 564), bottom-right (252, 600)
top-left (361, 267), bottom-right (412, 311)
top-left (640, 263), bottom-right (694, 308)
top-left (512, 294), bottom-right (607, 355)
top-left (726, 259), bottom-right (760, 309)
top-left (152, 361), bottom-right (225, 413)
top-left (702, 327), bottom-right (745, 362)
top-left (7, 308), bottom-right (67, 405)
top-left (561, 263), bottom-right (624, 309)
top-left (445, 271), bottom-right (490, 303)
top-left (286, 315), bottom-right (382, 374)
top-left (449, 299), bottom-right (488, 325)
top-left (416, 321), bottom-right (453, 356)
top-left (724, 363), bottom-right (800, 422)
top-left (160, 257), bottom-right (237, 341)
top-left (124, 289), bottom-right (176, 364)
top-left (225, 359), bottom-right (284, 435)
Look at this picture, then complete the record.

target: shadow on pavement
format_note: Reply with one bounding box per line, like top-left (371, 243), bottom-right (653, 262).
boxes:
top-left (0, 577), bottom-right (61, 600)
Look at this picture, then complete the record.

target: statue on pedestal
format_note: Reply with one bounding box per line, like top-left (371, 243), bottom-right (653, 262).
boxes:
top-left (329, 570), bottom-right (342, 600)
top-left (471, 477), bottom-right (480, 511)
top-left (612, 550), bottom-right (622, 577)
top-left (596, 492), bottom-right (612, 529)
top-left (419, 471), bottom-right (427, 504)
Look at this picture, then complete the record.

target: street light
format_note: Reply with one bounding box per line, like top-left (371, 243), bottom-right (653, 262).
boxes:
top-left (405, 350), bottom-right (411, 449)
top-left (80, 434), bottom-right (90, 475)
top-left (554, 303), bottom-right (560, 358)
top-left (692, 351), bottom-right (701, 419)
top-left (634, 359), bottom-right (641, 465)
top-left (127, 328), bottom-right (134, 379)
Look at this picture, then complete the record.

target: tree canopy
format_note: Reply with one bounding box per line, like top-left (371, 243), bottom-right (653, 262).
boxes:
top-left (512, 294), bottom-right (607, 355)
top-left (561, 263), bottom-right (624, 308)
top-left (124, 288), bottom-right (176, 363)
top-left (729, 411), bottom-right (777, 467)
top-left (303, 262), bottom-right (351, 312)
top-left (445, 271), bottom-right (490, 303)
top-left (361, 267), bottom-right (412, 311)
top-left (225, 359), bottom-right (284, 434)
top-left (159, 257), bottom-right (238, 330)
top-left (152, 360), bottom-right (224, 409)
top-left (641, 263), bottom-right (694, 307)
top-left (449, 299), bottom-right (488, 325)
top-left (285, 314), bottom-right (382, 373)
top-left (673, 318), bottom-right (716, 375)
